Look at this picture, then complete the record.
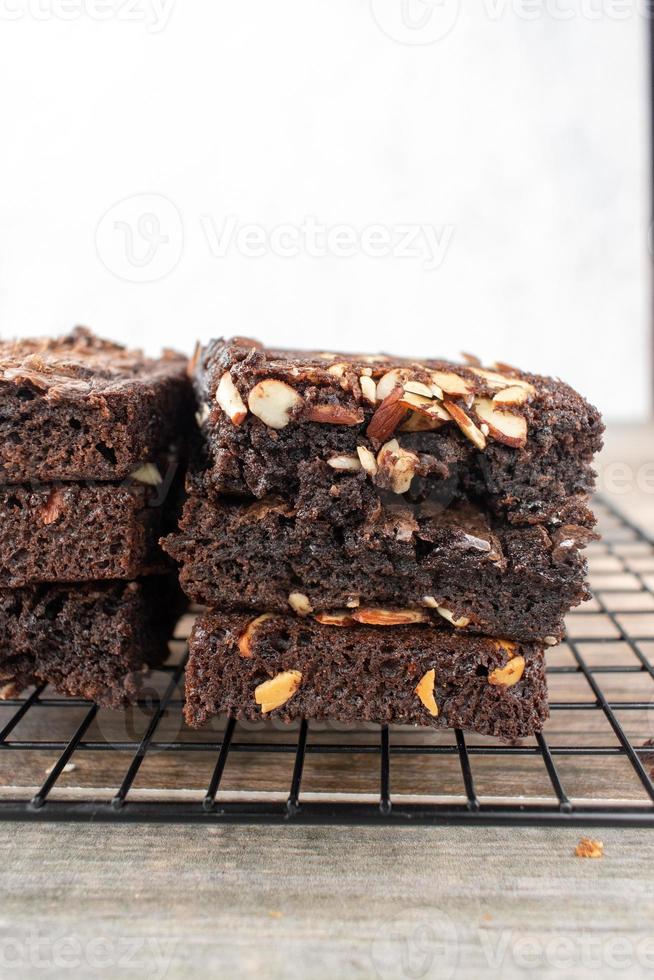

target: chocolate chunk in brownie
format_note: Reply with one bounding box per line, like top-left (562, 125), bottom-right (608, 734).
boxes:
top-left (0, 327), bottom-right (194, 483)
top-left (193, 338), bottom-right (603, 527)
top-left (163, 494), bottom-right (594, 643)
top-left (0, 472), bottom-right (181, 587)
top-left (0, 578), bottom-right (184, 707)
top-left (185, 611), bottom-right (548, 739)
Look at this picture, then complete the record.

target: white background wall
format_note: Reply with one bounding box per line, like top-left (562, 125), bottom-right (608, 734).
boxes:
top-left (0, 0), bottom-right (650, 420)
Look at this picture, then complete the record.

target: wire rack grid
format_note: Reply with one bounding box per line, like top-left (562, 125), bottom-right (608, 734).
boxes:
top-left (1, 497), bottom-right (654, 826)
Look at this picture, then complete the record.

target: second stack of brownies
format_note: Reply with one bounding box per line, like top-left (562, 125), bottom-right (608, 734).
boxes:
top-left (0, 328), bottom-right (192, 706)
top-left (165, 338), bottom-right (603, 739)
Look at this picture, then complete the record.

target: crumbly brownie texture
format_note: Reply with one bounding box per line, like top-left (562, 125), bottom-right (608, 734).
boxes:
top-left (193, 338), bottom-right (603, 527)
top-left (0, 578), bottom-right (183, 707)
top-left (164, 496), bottom-right (593, 643)
top-left (185, 612), bottom-right (549, 739)
top-left (0, 327), bottom-right (193, 483)
top-left (0, 476), bottom-right (177, 587)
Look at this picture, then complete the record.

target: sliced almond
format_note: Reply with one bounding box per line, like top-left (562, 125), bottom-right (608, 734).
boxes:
top-left (327, 454), bottom-right (362, 472)
top-left (288, 592), bottom-right (313, 616)
top-left (376, 439), bottom-right (420, 494)
top-left (403, 380), bottom-right (434, 399)
top-left (356, 445), bottom-right (378, 476)
top-left (359, 375), bottom-right (377, 404)
top-left (238, 614), bottom-right (275, 658)
top-left (130, 463), bottom-right (163, 487)
top-left (544, 635), bottom-right (559, 647)
top-left (327, 362), bottom-right (348, 378)
top-left (495, 639), bottom-right (518, 658)
top-left (305, 403), bottom-right (364, 426)
top-left (195, 403), bottom-right (211, 426)
top-left (352, 608), bottom-right (427, 626)
top-left (436, 607), bottom-right (471, 628)
top-left (488, 655), bottom-right (525, 687)
top-left (366, 388), bottom-right (408, 443)
top-left (442, 399), bottom-right (486, 451)
top-left (254, 670), bottom-right (303, 713)
top-left (216, 371), bottom-right (248, 426)
top-left (430, 370), bottom-right (472, 397)
top-left (399, 391), bottom-right (451, 423)
top-left (399, 412), bottom-right (445, 433)
top-left (492, 385), bottom-right (531, 406)
top-left (345, 596), bottom-right (361, 608)
top-left (248, 379), bottom-right (303, 429)
top-left (314, 611), bottom-right (354, 626)
top-left (0, 682), bottom-right (19, 700)
top-left (39, 487), bottom-right (65, 525)
top-left (470, 368), bottom-right (535, 395)
top-left (376, 368), bottom-right (410, 402)
top-left (473, 398), bottom-right (527, 449)
top-left (415, 668), bottom-right (438, 717)
top-left (422, 596), bottom-right (439, 608)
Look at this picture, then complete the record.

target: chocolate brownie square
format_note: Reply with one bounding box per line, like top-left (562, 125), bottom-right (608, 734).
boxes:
top-left (0, 327), bottom-right (193, 483)
top-left (0, 577), bottom-right (184, 707)
top-left (0, 473), bottom-right (179, 587)
top-left (192, 338), bottom-right (603, 527)
top-left (185, 611), bottom-right (549, 739)
top-left (163, 495), bottom-right (594, 643)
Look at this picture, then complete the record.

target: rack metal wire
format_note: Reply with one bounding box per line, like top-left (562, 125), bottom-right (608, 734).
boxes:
top-left (1, 497), bottom-right (654, 826)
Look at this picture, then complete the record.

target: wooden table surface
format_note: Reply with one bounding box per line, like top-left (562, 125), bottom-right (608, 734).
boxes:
top-left (1, 423), bottom-right (653, 979)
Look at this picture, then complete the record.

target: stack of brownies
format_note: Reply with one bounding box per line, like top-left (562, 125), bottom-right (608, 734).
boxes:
top-left (0, 328), bottom-right (191, 706)
top-left (166, 339), bottom-right (604, 740)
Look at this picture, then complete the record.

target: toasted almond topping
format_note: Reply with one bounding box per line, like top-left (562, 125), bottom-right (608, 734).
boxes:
top-left (367, 388), bottom-right (408, 443)
top-left (430, 370), bottom-right (472, 396)
top-left (39, 487), bottom-right (65, 525)
top-left (352, 607), bottom-right (427, 626)
top-left (415, 668), bottom-right (438, 717)
top-left (436, 607), bottom-right (471, 628)
top-left (254, 670), bottom-right (303, 713)
top-left (314, 611), bottom-right (354, 626)
top-left (575, 837), bottom-right (604, 859)
top-left (327, 454), bottom-right (362, 472)
top-left (403, 380), bottom-right (434, 399)
top-left (130, 463), bottom-right (163, 487)
top-left (327, 362), bottom-right (348, 378)
top-left (376, 439), bottom-right (420, 494)
top-left (493, 385), bottom-right (530, 406)
top-left (442, 399), bottom-right (487, 450)
top-left (0, 682), bottom-right (19, 700)
top-left (288, 592), bottom-right (313, 616)
top-left (399, 391), bottom-right (451, 422)
top-left (376, 368), bottom-right (410, 402)
top-left (461, 351), bottom-right (482, 367)
top-left (356, 445), bottom-right (378, 476)
top-left (359, 375), bottom-right (377, 404)
top-left (544, 635), bottom-right (559, 646)
top-left (305, 403), bottom-right (364, 425)
top-left (470, 368), bottom-right (535, 395)
top-left (238, 614), bottom-right (275, 658)
top-left (216, 371), bottom-right (248, 426)
top-left (488, 655), bottom-right (525, 687)
top-left (399, 412), bottom-right (445, 432)
top-left (422, 596), bottom-right (439, 608)
top-left (346, 596), bottom-right (361, 608)
top-left (474, 398), bottom-right (527, 449)
top-left (248, 379), bottom-right (303, 429)
top-left (480, 422), bottom-right (490, 437)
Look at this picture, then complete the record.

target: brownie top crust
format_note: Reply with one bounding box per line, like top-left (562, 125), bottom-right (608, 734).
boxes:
top-left (0, 326), bottom-right (187, 397)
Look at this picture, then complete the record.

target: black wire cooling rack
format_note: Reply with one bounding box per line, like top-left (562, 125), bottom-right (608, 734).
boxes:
top-left (1, 497), bottom-right (654, 827)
